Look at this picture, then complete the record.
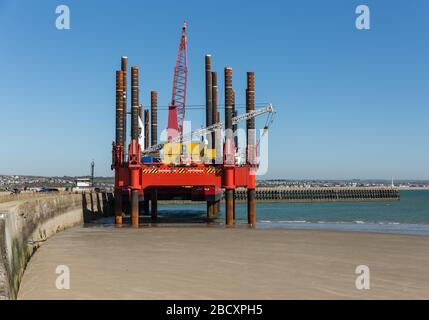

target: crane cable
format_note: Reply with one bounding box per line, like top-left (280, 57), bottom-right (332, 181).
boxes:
top-left (257, 107), bottom-right (276, 148)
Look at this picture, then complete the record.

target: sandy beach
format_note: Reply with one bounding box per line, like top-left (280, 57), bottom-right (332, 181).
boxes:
top-left (16, 226), bottom-right (429, 300)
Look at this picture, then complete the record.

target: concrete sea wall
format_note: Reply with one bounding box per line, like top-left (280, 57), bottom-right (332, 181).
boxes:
top-left (0, 192), bottom-right (113, 299)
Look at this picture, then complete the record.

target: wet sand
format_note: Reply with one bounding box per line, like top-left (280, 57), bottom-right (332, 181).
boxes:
top-left (18, 226), bottom-right (429, 299)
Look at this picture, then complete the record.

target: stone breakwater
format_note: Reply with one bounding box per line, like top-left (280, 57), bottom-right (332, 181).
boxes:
top-left (0, 192), bottom-right (113, 299)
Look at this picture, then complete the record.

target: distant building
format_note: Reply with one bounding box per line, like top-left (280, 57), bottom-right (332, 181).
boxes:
top-left (74, 178), bottom-right (92, 191)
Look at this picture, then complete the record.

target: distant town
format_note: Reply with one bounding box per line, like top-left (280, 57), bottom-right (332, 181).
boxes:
top-left (0, 175), bottom-right (113, 193)
top-left (1, 175), bottom-right (428, 193)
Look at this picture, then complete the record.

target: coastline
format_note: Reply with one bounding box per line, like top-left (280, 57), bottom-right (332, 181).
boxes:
top-left (18, 226), bottom-right (429, 300)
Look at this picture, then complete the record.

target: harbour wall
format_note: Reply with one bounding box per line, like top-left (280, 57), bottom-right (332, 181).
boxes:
top-left (234, 187), bottom-right (400, 202)
top-left (0, 192), bottom-right (113, 299)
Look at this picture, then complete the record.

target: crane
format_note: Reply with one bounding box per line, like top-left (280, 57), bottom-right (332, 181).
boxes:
top-left (167, 21), bottom-right (188, 142)
top-left (143, 103), bottom-right (276, 154)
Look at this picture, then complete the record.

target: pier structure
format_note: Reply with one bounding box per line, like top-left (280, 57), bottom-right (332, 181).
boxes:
top-left (233, 187), bottom-right (400, 202)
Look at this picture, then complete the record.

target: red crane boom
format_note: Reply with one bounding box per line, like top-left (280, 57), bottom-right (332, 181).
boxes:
top-left (167, 21), bottom-right (188, 141)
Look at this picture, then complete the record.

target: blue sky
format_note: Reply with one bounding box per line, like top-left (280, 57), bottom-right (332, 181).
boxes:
top-left (0, 0), bottom-right (428, 179)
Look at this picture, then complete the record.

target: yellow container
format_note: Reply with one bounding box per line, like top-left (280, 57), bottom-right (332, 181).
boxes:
top-left (162, 142), bottom-right (216, 163)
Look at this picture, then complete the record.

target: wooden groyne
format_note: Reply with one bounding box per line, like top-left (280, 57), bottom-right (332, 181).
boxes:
top-left (234, 187), bottom-right (400, 202)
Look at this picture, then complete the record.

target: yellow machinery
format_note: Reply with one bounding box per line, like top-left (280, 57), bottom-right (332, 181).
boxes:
top-left (163, 142), bottom-right (215, 164)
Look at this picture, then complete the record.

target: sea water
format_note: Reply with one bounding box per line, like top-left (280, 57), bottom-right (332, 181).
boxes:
top-left (155, 190), bottom-right (429, 236)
